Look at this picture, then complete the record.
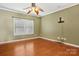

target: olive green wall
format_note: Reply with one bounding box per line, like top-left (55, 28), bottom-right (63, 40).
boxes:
top-left (41, 4), bottom-right (79, 45)
top-left (0, 4), bottom-right (79, 45)
top-left (0, 9), bottom-right (41, 41)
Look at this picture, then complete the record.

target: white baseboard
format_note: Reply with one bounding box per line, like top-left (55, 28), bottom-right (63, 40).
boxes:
top-left (0, 37), bottom-right (39, 45)
top-left (0, 36), bottom-right (79, 48)
top-left (39, 37), bottom-right (79, 48)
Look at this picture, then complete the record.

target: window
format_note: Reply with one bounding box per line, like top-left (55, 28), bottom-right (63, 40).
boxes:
top-left (13, 18), bottom-right (34, 35)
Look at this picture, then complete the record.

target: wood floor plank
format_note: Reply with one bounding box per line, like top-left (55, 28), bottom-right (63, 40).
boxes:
top-left (0, 38), bottom-right (79, 56)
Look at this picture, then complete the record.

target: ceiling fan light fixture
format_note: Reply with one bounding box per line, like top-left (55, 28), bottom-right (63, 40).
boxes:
top-left (35, 7), bottom-right (39, 11)
top-left (24, 3), bottom-right (44, 15)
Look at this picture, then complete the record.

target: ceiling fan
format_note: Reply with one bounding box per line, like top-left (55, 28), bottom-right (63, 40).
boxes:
top-left (24, 3), bottom-right (44, 15)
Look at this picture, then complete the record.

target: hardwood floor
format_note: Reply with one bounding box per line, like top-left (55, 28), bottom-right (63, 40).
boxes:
top-left (0, 38), bottom-right (79, 56)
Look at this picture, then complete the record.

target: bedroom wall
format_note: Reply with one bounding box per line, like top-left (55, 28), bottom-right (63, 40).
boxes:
top-left (41, 4), bottom-right (79, 45)
top-left (0, 4), bottom-right (79, 46)
top-left (0, 9), bottom-right (41, 41)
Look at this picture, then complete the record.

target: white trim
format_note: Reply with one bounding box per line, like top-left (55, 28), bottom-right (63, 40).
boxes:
top-left (0, 4), bottom-right (78, 17)
top-left (42, 3), bottom-right (78, 17)
top-left (40, 37), bottom-right (79, 48)
top-left (0, 36), bottom-right (79, 48)
top-left (0, 37), bottom-right (39, 45)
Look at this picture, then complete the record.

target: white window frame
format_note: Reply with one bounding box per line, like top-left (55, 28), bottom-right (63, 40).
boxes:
top-left (13, 17), bottom-right (34, 36)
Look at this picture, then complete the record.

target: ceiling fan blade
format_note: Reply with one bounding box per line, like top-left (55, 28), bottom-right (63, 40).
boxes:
top-left (39, 7), bottom-right (44, 12)
top-left (27, 10), bottom-right (31, 14)
top-left (23, 7), bottom-right (31, 10)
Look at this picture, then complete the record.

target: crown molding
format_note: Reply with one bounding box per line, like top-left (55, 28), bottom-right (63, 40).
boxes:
top-left (41, 3), bottom-right (78, 17)
top-left (0, 4), bottom-right (78, 17)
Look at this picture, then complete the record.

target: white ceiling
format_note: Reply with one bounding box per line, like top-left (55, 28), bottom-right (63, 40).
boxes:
top-left (0, 3), bottom-right (78, 17)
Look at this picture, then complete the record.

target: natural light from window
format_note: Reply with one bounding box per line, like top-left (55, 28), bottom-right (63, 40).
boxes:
top-left (13, 18), bottom-right (34, 36)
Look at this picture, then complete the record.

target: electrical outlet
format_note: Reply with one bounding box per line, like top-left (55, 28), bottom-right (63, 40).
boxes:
top-left (57, 36), bottom-right (67, 41)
